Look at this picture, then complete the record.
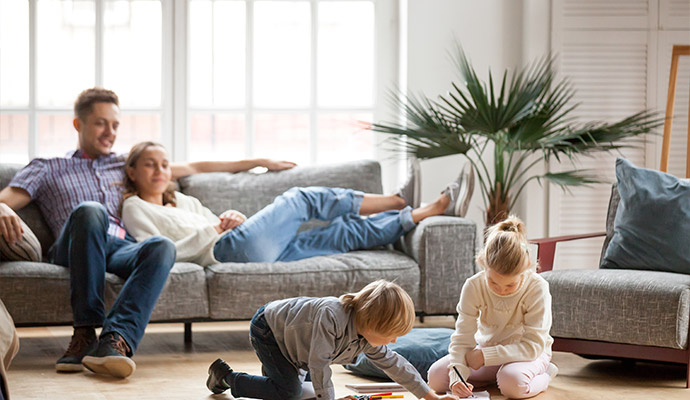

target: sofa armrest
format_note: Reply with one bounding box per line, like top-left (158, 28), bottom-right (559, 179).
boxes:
top-left (401, 216), bottom-right (477, 315)
top-left (529, 232), bottom-right (606, 272)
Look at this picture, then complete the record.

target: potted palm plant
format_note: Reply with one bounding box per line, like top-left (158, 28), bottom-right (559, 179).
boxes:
top-left (370, 46), bottom-right (661, 226)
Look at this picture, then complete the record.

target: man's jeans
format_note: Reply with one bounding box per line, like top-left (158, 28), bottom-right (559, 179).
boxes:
top-left (229, 306), bottom-right (304, 400)
top-left (49, 202), bottom-right (176, 354)
top-left (213, 186), bottom-right (416, 263)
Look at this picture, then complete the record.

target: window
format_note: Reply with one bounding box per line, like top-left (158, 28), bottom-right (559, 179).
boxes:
top-left (1, 0), bottom-right (394, 166)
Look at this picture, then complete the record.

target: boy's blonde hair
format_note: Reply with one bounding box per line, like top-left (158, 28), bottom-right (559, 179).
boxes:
top-left (476, 215), bottom-right (533, 276)
top-left (340, 280), bottom-right (415, 337)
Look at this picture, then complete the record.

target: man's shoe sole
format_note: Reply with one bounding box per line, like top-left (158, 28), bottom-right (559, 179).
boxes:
top-left (55, 362), bottom-right (84, 373)
top-left (82, 355), bottom-right (136, 378)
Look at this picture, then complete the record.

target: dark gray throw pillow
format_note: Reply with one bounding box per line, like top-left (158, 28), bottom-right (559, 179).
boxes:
top-left (343, 328), bottom-right (453, 381)
top-left (601, 158), bottom-right (690, 274)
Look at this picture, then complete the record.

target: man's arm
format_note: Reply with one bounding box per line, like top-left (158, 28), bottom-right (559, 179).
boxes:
top-left (0, 187), bottom-right (32, 245)
top-left (170, 158), bottom-right (296, 180)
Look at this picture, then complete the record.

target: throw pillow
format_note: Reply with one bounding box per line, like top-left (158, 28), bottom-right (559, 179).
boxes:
top-left (343, 328), bottom-right (453, 381)
top-left (601, 157), bottom-right (690, 274)
top-left (0, 220), bottom-right (42, 262)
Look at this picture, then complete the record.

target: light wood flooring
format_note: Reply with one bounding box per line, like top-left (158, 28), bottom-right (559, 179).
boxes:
top-left (6, 317), bottom-right (688, 399)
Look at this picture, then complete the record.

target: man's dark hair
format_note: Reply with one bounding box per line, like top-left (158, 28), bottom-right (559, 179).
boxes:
top-left (74, 87), bottom-right (119, 121)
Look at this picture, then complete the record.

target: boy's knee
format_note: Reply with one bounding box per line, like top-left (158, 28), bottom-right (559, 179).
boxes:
top-left (497, 366), bottom-right (530, 399)
top-left (280, 380), bottom-right (303, 400)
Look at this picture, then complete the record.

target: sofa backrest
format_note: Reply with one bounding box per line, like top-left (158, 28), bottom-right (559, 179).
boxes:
top-left (0, 164), bottom-right (55, 255)
top-left (178, 159), bottom-right (383, 231)
top-left (599, 184), bottom-right (620, 267)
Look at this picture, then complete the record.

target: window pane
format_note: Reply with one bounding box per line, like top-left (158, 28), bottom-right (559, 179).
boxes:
top-left (104, 0), bottom-right (162, 107)
top-left (254, 1), bottom-right (310, 108)
top-left (317, 113), bottom-right (373, 164)
top-left (189, 0), bottom-right (246, 108)
top-left (37, 0), bottom-right (95, 107)
top-left (318, 2), bottom-right (374, 107)
top-left (0, 114), bottom-right (29, 164)
top-left (189, 113), bottom-right (245, 161)
top-left (37, 114), bottom-right (78, 157)
top-left (111, 113), bottom-right (161, 154)
top-left (0, 1), bottom-right (29, 107)
top-left (255, 113), bottom-right (309, 165)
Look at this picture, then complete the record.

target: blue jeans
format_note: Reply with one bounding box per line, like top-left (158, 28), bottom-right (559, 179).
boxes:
top-left (229, 306), bottom-right (304, 400)
top-left (48, 202), bottom-right (176, 354)
top-left (213, 187), bottom-right (416, 263)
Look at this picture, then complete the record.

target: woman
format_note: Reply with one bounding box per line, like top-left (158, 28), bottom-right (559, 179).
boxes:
top-left (120, 142), bottom-right (466, 265)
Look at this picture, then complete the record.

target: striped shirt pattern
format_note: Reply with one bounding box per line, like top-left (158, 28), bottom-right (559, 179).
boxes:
top-left (9, 150), bottom-right (127, 239)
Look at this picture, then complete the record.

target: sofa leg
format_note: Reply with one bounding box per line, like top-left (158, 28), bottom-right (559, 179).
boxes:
top-left (184, 322), bottom-right (192, 344)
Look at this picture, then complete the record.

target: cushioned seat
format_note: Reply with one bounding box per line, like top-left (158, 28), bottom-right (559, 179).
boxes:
top-left (542, 269), bottom-right (690, 349)
top-left (206, 250), bottom-right (420, 319)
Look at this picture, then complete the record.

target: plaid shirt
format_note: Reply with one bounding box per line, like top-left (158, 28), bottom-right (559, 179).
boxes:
top-left (9, 150), bottom-right (128, 239)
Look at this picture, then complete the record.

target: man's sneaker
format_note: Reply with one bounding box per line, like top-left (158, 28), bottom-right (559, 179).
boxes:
top-left (546, 362), bottom-right (559, 379)
top-left (441, 162), bottom-right (474, 217)
top-left (396, 157), bottom-right (421, 208)
top-left (207, 358), bottom-right (233, 394)
top-left (56, 327), bottom-right (97, 372)
top-left (82, 332), bottom-right (136, 379)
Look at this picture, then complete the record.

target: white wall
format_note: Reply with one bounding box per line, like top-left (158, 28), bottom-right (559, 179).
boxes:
top-left (403, 0), bottom-right (528, 237)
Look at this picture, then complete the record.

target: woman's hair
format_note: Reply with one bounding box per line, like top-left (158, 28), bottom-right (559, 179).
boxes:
top-left (476, 215), bottom-right (533, 275)
top-left (340, 280), bottom-right (415, 337)
top-left (119, 141), bottom-right (177, 216)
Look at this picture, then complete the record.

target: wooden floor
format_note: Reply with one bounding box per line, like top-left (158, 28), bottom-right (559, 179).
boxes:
top-left (6, 317), bottom-right (688, 400)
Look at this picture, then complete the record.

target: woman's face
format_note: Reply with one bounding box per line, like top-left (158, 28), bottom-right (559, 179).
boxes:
top-left (485, 268), bottom-right (524, 296)
top-left (127, 145), bottom-right (172, 198)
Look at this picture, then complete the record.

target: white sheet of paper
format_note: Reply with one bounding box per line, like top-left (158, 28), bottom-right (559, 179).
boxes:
top-left (460, 390), bottom-right (491, 399)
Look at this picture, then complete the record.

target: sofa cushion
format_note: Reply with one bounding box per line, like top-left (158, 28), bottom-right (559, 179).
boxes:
top-left (178, 160), bottom-right (383, 232)
top-left (343, 328), bottom-right (454, 381)
top-left (542, 269), bottom-right (690, 349)
top-left (0, 164), bottom-right (55, 254)
top-left (106, 262), bottom-right (209, 321)
top-left (206, 249), bottom-right (420, 320)
top-left (601, 158), bottom-right (690, 274)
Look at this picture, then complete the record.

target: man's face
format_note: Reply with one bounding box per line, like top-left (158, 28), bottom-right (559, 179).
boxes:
top-left (74, 102), bottom-right (120, 158)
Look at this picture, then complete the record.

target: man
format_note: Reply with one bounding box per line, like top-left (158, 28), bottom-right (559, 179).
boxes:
top-left (0, 88), bottom-right (295, 379)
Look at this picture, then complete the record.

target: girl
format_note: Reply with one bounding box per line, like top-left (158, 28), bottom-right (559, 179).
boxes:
top-left (205, 280), bottom-right (459, 400)
top-left (427, 216), bottom-right (557, 399)
top-left (119, 141), bottom-right (466, 265)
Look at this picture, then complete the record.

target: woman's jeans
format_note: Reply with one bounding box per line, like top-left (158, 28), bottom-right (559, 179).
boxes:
top-left (213, 186), bottom-right (415, 263)
top-left (228, 306), bottom-right (304, 400)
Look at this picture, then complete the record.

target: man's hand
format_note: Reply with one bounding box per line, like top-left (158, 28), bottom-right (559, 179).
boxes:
top-left (261, 159), bottom-right (296, 171)
top-left (465, 349), bottom-right (485, 370)
top-left (215, 210), bottom-right (247, 233)
top-left (450, 381), bottom-right (474, 398)
top-left (0, 202), bottom-right (24, 246)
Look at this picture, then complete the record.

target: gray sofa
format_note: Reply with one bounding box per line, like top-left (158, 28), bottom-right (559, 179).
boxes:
top-left (532, 185), bottom-right (690, 388)
top-left (0, 160), bottom-right (476, 340)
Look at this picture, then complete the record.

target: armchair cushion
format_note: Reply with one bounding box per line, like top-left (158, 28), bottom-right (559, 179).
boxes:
top-left (601, 158), bottom-right (690, 274)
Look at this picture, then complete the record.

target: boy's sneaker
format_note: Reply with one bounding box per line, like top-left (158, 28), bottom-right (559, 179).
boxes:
top-left (207, 358), bottom-right (233, 394)
top-left (56, 327), bottom-right (97, 372)
top-left (82, 332), bottom-right (136, 379)
top-left (546, 362), bottom-right (559, 379)
top-left (396, 158), bottom-right (421, 208)
top-left (441, 162), bottom-right (474, 217)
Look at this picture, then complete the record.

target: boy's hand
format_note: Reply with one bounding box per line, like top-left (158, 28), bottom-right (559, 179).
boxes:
top-left (451, 381), bottom-right (474, 398)
top-left (465, 349), bottom-right (484, 370)
top-left (423, 389), bottom-right (460, 400)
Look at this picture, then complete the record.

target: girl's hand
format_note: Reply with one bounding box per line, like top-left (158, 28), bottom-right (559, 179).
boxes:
top-left (450, 381), bottom-right (474, 398)
top-left (465, 349), bottom-right (485, 370)
top-left (218, 210), bottom-right (247, 231)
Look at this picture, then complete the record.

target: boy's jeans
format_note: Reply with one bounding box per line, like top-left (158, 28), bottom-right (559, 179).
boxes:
top-left (213, 186), bottom-right (415, 263)
top-left (229, 306), bottom-right (304, 400)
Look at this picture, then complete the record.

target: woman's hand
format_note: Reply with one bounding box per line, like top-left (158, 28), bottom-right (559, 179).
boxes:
top-left (217, 210), bottom-right (247, 232)
top-left (465, 349), bottom-right (485, 370)
top-left (450, 381), bottom-right (474, 398)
